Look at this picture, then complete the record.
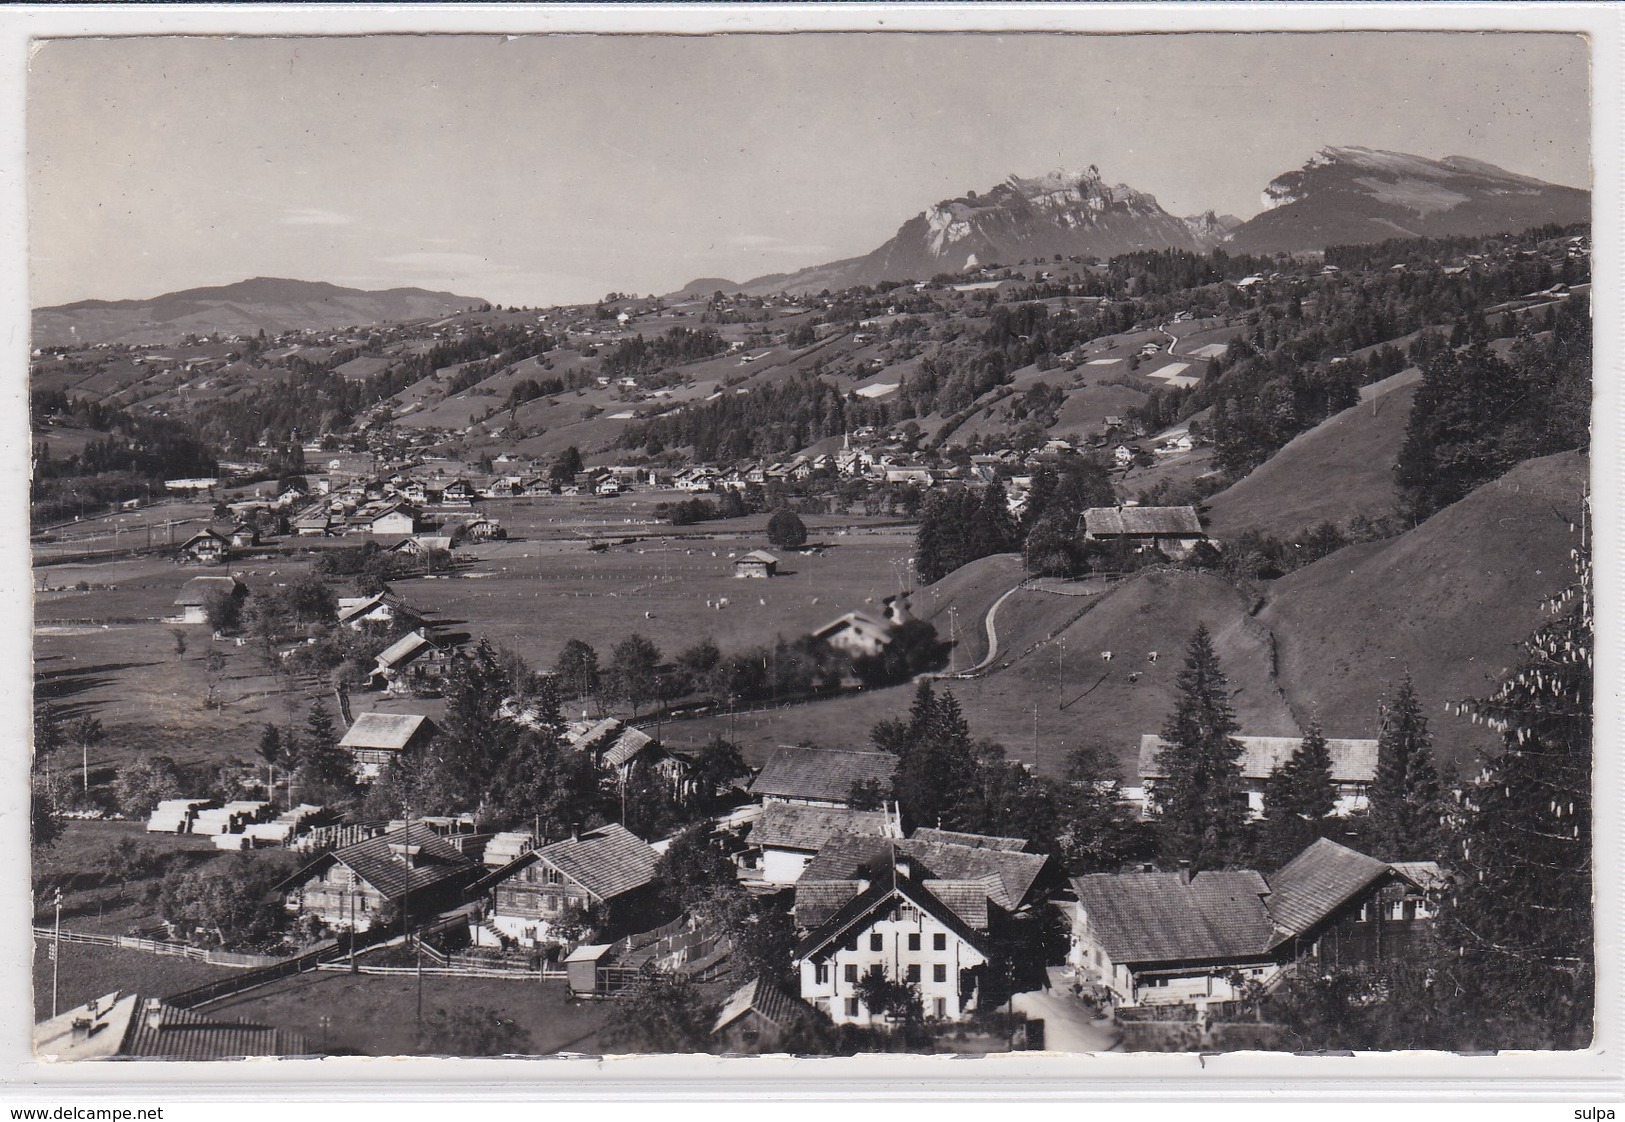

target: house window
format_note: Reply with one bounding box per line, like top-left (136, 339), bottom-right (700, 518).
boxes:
top-left (906, 965), bottom-right (921, 983)
top-left (933, 933), bottom-right (946, 951)
top-left (844, 998), bottom-right (859, 1018)
top-left (815, 963), bottom-right (829, 985)
top-left (908, 933), bottom-right (921, 951)
top-left (934, 998), bottom-right (947, 1019)
top-left (1403, 899), bottom-right (1418, 921)
top-left (933, 964), bottom-right (947, 983)
top-left (870, 933), bottom-right (884, 952)
top-left (845, 937), bottom-right (857, 952)
top-left (844, 964), bottom-right (858, 984)
top-left (1358, 903), bottom-right (1371, 923)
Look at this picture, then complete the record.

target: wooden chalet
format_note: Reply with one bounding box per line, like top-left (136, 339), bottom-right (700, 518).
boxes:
top-left (178, 528), bottom-right (230, 564)
top-left (337, 589), bottom-right (425, 631)
top-left (1068, 839), bottom-right (1443, 1008)
top-left (173, 575), bottom-right (244, 625)
top-left (337, 712), bottom-right (437, 780)
top-left (369, 628), bottom-right (457, 691)
top-left (1081, 505), bottom-right (1206, 558)
top-left (712, 977), bottom-right (826, 1053)
top-left (486, 824), bottom-right (662, 948)
top-left (276, 822), bottom-right (480, 930)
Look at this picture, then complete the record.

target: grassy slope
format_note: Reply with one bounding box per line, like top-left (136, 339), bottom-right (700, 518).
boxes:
top-left (666, 566), bottom-right (1297, 782)
top-left (1256, 449), bottom-right (1588, 771)
top-left (1201, 370), bottom-right (1420, 540)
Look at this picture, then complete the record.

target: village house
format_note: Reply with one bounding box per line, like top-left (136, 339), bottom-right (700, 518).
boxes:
top-left (1081, 505), bottom-right (1207, 558)
top-left (365, 502), bottom-right (421, 537)
top-left (811, 610), bottom-right (895, 660)
top-left (178, 528), bottom-right (231, 564)
top-left (369, 628), bottom-right (458, 691)
top-left (733, 550), bottom-right (779, 579)
top-left (1068, 839), bottom-right (1443, 1008)
top-left (227, 522), bottom-right (260, 549)
top-left (749, 745), bottom-right (898, 810)
top-left (1136, 734), bottom-right (1379, 818)
top-left (336, 588), bottom-right (424, 631)
top-left (458, 515), bottom-right (504, 541)
top-left (746, 801), bottom-right (900, 885)
top-left (562, 717), bottom-right (690, 789)
top-left (711, 977), bottom-right (825, 1053)
top-left (793, 829), bottom-right (1056, 929)
top-left (337, 712), bottom-right (438, 780)
top-left (34, 993), bottom-right (309, 1061)
top-left (292, 513), bottom-right (333, 537)
top-left (485, 824), bottom-right (663, 949)
top-left (172, 574), bottom-right (244, 625)
top-left (794, 852), bottom-right (992, 1025)
top-left (276, 822), bottom-right (480, 930)
top-left (883, 466), bottom-right (935, 487)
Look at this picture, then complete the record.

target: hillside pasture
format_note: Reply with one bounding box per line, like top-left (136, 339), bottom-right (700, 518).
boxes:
top-left (397, 522), bottom-right (916, 673)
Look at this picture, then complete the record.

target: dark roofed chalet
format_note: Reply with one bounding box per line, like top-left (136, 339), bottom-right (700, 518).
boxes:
top-left (1139, 734), bottom-right (1379, 817)
top-left (750, 745), bottom-right (897, 808)
top-left (1071, 870), bottom-right (1276, 967)
top-left (486, 824), bottom-right (664, 947)
top-left (1082, 505), bottom-right (1206, 557)
top-left (276, 822), bottom-right (478, 929)
top-left (711, 977), bottom-right (825, 1053)
top-left (338, 712), bottom-right (437, 779)
top-left (532, 823), bottom-right (660, 903)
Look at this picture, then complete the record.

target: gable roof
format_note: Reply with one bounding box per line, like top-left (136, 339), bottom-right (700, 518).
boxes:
top-left (1070, 870), bottom-right (1275, 965)
top-left (600, 725), bottom-right (657, 769)
top-left (793, 879), bottom-right (866, 929)
top-left (1264, 837), bottom-right (1394, 938)
top-left (533, 823), bottom-right (660, 902)
top-left (1139, 734), bottom-right (1379, 784)
top-left (750, 746), bottom-right (897, 805)
top-left (736, 550), bottom-right (779, 565)
top-left (279, 822), bottom-right (474, 902)
top-left (795, 861), bottom-right (992, 961)
top-left (338, 712), bottom-right (432, 752)
top-left (752, 803), bottom-right (890, 854)
top-left (375, 630), bottom-right (431, 669)
top-left (712, 977), bottom-right (821, 1037)
top-left (1083, 506), bottom-right (1203, 537)
top-left (901, 837), bottom-right (1049, 911)
top-left (908, 828), bottom-right (1028, 852)
top-left (34, 993), bottom-right (309, 1061)
top-left (810, 611), bottom-right (892, 644)
top-left (173, 575), bottom-right (242, 606)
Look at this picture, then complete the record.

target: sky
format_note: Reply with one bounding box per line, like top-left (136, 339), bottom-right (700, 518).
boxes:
top-left (28, 32), bottom-right (1591, 309)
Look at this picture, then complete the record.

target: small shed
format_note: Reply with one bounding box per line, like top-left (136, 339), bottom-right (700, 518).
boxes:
top-left (338, 712), bottom-right (438, 780)
top-left (173, 575), bottom-right (243, 625)
top-left (734, 550), bottom-right (780, 579)
top-left (564, 943), bottom-right (614, 998)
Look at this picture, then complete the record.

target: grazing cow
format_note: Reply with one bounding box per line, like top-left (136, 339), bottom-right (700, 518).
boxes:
top-left (1148, 651), bottom-right (1159, 663)
top-left (1128, 672), bottom-right (1141, 683)
top-left (1101, 651), bottom-right (1113, 662)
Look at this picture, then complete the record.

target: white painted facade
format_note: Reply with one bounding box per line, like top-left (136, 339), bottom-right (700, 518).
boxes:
top-left (798, 902), bottom-right (986, 1025)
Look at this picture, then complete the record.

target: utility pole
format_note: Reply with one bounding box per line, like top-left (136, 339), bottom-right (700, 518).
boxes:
top-left (52, 888), bottom-right (62, 1018)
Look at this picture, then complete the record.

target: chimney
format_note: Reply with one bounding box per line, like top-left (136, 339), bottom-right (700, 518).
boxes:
top-left (70, 1017), bottom-right (92, 1039)
top-left (1177, 860), bottom-right (1192, 885)
top-left (144, 998), bottom-right (166, 1032)
top-left (894, 855), bottom-right (913, 881)
top-left (570, 823), bottom-right (580, 843)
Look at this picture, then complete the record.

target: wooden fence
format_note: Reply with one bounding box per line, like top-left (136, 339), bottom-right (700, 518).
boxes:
top-left (32, 927), bottom-right (286, 969)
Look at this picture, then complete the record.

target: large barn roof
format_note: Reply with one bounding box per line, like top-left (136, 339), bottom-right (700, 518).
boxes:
top-left (750, 746), bottom-right (897, 805)
top-left (751, 802), bottom-right (890, 854)
top-left (338, 712), bottom-right (431, 752)
top-left (1083, 506), bottom-right (1203, 537)
top-left (1071, 870), bottom-right (1276, 965)
top-left (1139, 734), bottom-right (1379, 784)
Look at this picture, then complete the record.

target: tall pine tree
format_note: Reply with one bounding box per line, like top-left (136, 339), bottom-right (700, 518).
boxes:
top-left (1153, 624), bottom-right (1247, 869)
top-left (1260, 719), bottom-right (1337, 867)
top-left (1437, 537), bottom-right (1592, 1048)
top-left (1365, 676), bottom-right (1444, 861)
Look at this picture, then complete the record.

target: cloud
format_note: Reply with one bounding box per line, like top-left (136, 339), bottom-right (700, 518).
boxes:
top-left (279, 207), bottom-right (354, 227)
